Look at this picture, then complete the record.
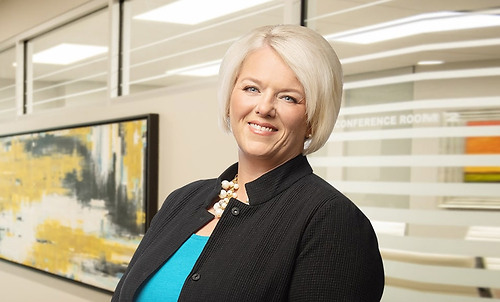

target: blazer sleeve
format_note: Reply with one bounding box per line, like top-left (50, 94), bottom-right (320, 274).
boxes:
top-left (288, 197), bottom-right (385, 302)
top-left (111, 183), bottom-right (199, 301)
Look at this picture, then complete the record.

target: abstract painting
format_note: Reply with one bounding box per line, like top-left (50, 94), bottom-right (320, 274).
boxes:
top-left (0, 114), bottom-right (158, 291)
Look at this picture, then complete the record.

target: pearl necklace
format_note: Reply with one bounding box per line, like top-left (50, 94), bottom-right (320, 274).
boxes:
top-left (214, 175), bottom-right (247, 218)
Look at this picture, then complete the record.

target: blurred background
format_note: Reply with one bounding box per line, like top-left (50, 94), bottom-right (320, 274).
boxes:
top-left (0, 0), bottom-right (499, 301)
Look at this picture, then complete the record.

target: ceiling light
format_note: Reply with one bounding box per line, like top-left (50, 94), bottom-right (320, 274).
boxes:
top-left (179, 64), bottom-right (220, 77)
top-left (33, 43), bottom-right (108, 65)
top-left (326, 11), bottom-right (500, 44)
top-left (134, 0), bottom-right (273, 25)
top-left (417, 60), bottom-right (444, 65)
top-left (340, 38), bottom-right (500, 64)
top-left (166, 60), bottom-right (221, 77)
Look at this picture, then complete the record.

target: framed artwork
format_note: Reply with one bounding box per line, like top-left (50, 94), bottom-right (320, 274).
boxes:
top-left (0, 114), bottom-right (158, 292)
top-left (441, 118), bottom-right (500, 210)
top-left (464, 120), bottom-right (500, 182)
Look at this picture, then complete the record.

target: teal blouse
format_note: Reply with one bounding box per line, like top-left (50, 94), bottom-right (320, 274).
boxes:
top-left (135, 234), bottom-right (209, 301)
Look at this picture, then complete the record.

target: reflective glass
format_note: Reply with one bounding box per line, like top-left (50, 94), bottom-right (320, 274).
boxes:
top-left (0, 47), bottom-right (16, 119)
top-left (306, 0), bottom-right (500, 300)
top-left (125, 0), bottom-right (285, 94)
top-left (30, 9), bottom-right (109, 112)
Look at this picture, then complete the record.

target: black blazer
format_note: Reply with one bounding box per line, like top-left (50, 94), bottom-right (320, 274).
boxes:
top-left (112, 155), bottom-right (384, 301)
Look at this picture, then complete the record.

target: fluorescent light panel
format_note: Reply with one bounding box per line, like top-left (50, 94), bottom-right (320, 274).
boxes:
top-left (340, 38), bottom-right (500, 64)
top-left (33, 43), bottom-right (108, 65)
top-left (417, 60), bottom-right (444, 65)
top-left (134, 0), bottom-right (273, 25)
top-left (166, 60), bottom-right (221, 77)
top-left (179, 64), bottom-right (220, 77)
top-left (327, 11), bottom-right (500, 44)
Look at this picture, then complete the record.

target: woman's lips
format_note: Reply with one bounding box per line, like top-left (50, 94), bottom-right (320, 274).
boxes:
top-left (248, 122), bottom-right (278, 133)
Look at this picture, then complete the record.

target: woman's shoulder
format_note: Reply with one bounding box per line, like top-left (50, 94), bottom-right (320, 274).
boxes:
top-left (176, 178), bottom-right (215, 191)
top-left (166, 178), bottom-right (217, 201)
top-left (300, 173), bottom-right (369, 221)
top-left (158, 178), bottom-right (216, 209)
top-left (300, 173), bottom-right (348, 201)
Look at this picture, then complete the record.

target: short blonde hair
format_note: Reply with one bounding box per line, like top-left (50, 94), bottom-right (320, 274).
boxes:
top-left (218, 24), bottom-right (343, 155)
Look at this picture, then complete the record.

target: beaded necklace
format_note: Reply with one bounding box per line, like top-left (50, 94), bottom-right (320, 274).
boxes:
top-left (213, 175), bottom-right (248, 218)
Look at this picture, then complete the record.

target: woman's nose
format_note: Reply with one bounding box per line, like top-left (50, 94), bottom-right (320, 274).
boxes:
top-left (255, 94), bottom-right (276, 117)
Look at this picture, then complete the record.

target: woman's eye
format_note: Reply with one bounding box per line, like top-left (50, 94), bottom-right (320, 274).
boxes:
top-left (282, 95), bottom-right (298, 103)
top-left (244, 86), bottom-right (259, 93)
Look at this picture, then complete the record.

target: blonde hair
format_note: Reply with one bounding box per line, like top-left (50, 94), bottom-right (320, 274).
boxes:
top-left (218, 24), bottom-right (343, 155)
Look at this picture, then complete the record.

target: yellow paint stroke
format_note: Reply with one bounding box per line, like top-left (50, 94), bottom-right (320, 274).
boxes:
top-left (0, 120), bottom-right (147, 227)
top-left (122, 121), bottom-right (145, 200)
top-left (0, 138), bottom-right (82, 213)
top-left (121, 121), bottom-right (147, 226)
top-left (25, 219), bottom-right (137, 276)
top-left (60, 127), bottom-right (93, 150)
top-left (136, 210), bottom-right (146, 226)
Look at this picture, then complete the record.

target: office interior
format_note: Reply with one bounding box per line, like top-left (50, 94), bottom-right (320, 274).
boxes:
top-left (0, 0), bottom-right (499, 301)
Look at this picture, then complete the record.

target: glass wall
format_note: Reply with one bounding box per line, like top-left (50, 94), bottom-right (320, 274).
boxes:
top-left (123, 0), bottom-right (285, 94)
top-left (0, 47), bottom-right (16, 120)
top-left (28, 8), bottom-right (109, 112)
top-left (305, 0), bottom-right (500, 300)
top-left (0, 0), bottom-right (290, 116)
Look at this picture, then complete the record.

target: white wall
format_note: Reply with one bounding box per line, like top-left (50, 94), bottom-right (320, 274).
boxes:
top-left (0, 1), bottom-right (238, 300)
top-left (0, 0), bottom-right (90, 42)
top-left (0, 70), bottom-right (238, 302)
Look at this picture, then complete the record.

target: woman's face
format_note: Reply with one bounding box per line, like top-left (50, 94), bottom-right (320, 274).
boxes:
top-left (229, 46), bottom-right (309, 167)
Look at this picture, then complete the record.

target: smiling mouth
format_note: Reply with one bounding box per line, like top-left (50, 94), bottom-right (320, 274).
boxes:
top-left (249, 122), bottom-right (277, 132)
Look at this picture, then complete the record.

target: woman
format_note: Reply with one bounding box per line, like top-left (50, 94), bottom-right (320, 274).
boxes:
top-left (112, 25), bottom-right (384, 302)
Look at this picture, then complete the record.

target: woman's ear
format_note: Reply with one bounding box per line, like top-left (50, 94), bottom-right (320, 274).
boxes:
top-left (305, 124), bottom-right (313, 139)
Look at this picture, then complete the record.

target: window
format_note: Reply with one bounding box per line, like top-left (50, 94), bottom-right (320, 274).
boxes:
top-left (28, 9), bottom-right (109, 112)
top-left (0, 47), bottom-right (16, 120)
top-left (306, 0), bottom-right (500, 300)
top-left (122, 0), bottom-right (286, 94)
